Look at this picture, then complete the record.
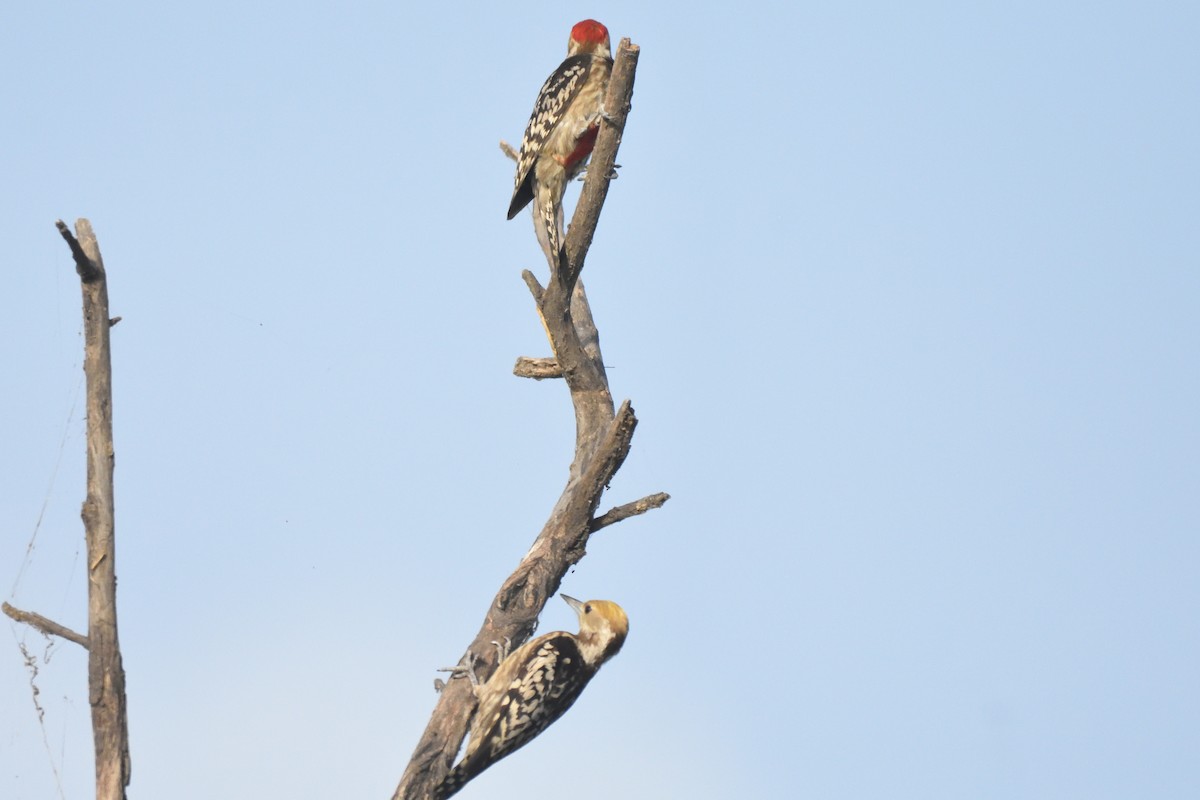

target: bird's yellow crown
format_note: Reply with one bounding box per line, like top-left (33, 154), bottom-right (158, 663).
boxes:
top-left (562, 594), bottom-right (628, 666)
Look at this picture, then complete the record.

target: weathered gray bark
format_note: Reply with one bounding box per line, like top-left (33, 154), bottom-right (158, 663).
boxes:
top-left (1, 602), bottom-right (89, 649)
top-left (393, 39), bottom-right (661, 800)
top-left (3, 219), bottom-right (131, 800)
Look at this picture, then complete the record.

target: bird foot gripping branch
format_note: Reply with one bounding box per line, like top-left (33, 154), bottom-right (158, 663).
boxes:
top-left (575, 163), bottom-right (621, 182)
top-left (434, 594), bottom-right (629, 799)
top-left (507, 19), bottom-right (615, 274)
top-left (435, 637), bottom-right (514, 694)
top-left (436, 653), bottom-right (482, 692)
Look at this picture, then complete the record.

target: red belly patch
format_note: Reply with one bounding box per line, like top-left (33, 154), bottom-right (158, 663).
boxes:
top-left (562, 124), bottom-right (600, 170)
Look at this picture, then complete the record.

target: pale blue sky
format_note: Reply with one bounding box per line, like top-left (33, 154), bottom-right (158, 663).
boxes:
top-left (3, 2), bottom-right (1198, 798)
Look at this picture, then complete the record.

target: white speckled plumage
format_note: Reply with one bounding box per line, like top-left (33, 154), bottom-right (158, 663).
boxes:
top-left (508, 20), bottom-right (613, 272)
top-left (436, 594), bottom-right (628, 798)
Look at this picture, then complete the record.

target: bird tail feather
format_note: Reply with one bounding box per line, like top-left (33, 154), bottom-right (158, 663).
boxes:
top-left (533, 187), bottom-right (566, 273)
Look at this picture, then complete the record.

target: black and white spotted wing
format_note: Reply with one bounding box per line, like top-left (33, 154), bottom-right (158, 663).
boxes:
top-left (472, 633), bottom-right (590, 765)
top-left (507, 54), bottom-right (596, 220)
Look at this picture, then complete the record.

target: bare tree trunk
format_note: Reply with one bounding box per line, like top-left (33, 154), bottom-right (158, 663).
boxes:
top-left (392, 38), bottom-right (661, 800)
top-left (3, 218), bottom-right (131, 800)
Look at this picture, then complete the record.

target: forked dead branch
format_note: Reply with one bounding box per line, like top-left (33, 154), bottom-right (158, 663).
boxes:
top-left (392, 37), bottom-right (665, 800)
top-left (3, 219), bottom-right (131, 800)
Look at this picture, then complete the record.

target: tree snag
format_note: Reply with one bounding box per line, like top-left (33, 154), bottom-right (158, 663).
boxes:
top-left (392, 38), bottom-right (662, 800)
top-left (3, 219), bottom-right (132, 800)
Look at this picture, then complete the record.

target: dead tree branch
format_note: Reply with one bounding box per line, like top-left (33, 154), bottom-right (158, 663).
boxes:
top-left (56, 219), bottom-right (103, 282)
top-left (591, 492), bottom-right (672, 533)
top-left (512, 356), bottom-right (563, 379)
top-left (1, 602), bottom-right (89, 649)
top-left (393, 38), bottom-right (661, 800)
top-left (45, 219), bottom-right (131, 799)
top-left (6, 219), bottom-right (133, 796)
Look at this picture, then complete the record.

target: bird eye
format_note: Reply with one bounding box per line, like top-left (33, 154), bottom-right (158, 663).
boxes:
top-left (584, 604), bottom-right (592, 613)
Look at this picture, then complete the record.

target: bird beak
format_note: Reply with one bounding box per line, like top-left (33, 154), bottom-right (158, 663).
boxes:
top-left (561, 595), bottom-right (584, 615)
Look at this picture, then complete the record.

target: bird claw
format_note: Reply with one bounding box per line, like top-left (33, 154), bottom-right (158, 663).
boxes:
top-left (435, 638), bottom-right (512, 694)
top-left (437, 652), bottom-right (481, 688)
top-left (490, 636), bottom-right (512, 663)
top-left (576, 163), bottom-right (620, 182)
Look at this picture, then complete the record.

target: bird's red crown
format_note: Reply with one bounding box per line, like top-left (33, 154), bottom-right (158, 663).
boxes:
top-left (570, 19), bottom-right (610, 47)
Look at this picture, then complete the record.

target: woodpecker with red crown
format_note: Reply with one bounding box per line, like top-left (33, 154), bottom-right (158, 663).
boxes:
top-left (508, 19), bottom-right (613, 272)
